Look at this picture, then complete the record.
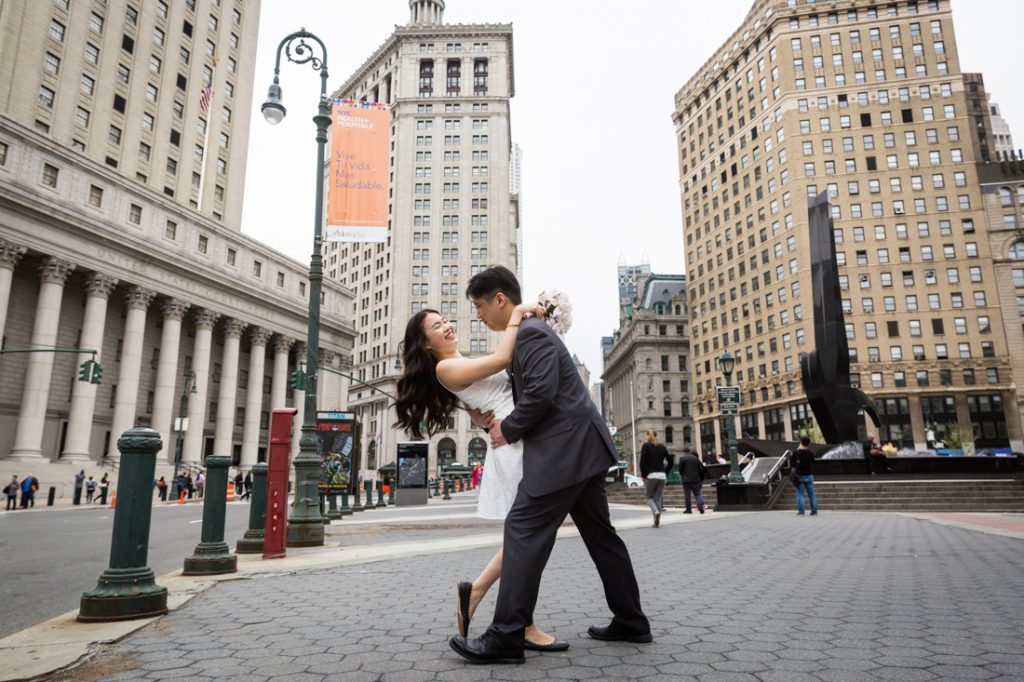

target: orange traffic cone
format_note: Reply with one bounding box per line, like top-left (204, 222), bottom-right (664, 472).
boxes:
top-left (226, 482), bottom-right (235, 502)
top-left (109, 491), bottom-right (117, 508)
top-left (179, 491), bottom-right (185, 504)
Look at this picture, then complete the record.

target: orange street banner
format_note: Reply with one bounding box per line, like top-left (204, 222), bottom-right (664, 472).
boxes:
top-left (326, 100), bottom-right (389, 243)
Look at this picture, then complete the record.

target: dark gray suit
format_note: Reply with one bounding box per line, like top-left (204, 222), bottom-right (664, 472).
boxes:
top-left (487, 317), bottom-right (649, 647)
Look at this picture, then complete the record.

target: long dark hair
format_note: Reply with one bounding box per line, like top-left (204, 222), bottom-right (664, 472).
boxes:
top-left (394, 309), bottom-right (459, 440)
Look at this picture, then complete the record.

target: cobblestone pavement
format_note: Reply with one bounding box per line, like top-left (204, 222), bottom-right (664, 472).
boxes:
top-left (68, 510), bottom-right (1024, 682)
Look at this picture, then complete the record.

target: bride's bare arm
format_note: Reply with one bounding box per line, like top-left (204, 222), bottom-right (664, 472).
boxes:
top-left (435, 302), bottom-right (542, 390)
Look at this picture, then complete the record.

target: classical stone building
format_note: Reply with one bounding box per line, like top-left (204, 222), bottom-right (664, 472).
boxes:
top-left (674, 0), bottom-right (1023, 454)
top-left (603, 269), bottom-right (692, 465)
top-left (0, 0), bottom-right (355, 467)
top-left (324, 0), bottom-right (519, 478)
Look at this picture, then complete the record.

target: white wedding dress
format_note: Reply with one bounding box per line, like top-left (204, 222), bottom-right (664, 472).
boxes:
top-left (447, 370), bottom-right (523, 520)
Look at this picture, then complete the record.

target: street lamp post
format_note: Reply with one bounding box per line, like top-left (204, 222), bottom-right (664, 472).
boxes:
top-left (719, 351), bottom-right (744, 484)
top-left (171, 370), bottom-right (198, 498)
top-left (261, 29), bottom-right (331, 547)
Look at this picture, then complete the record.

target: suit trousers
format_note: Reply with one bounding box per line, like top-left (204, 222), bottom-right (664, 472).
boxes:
top-left (485, 471), bottom-right (650, 648)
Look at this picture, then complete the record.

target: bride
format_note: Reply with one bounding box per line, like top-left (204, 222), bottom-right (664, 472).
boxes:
top-left (394, 304), bottom-right (568, 652)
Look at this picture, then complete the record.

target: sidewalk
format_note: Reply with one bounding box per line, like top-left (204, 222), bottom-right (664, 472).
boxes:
top-left (6, 505), bottom-right (1024, 681)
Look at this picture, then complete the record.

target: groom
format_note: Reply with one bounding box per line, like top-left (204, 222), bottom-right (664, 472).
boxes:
top-left (450, 266), bottom-right (650, 664)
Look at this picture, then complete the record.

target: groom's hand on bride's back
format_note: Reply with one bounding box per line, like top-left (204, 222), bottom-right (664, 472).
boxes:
top-left (468, 408), bottom-right (494, 430)
top-left (489, 419), bottom-right (507, 448)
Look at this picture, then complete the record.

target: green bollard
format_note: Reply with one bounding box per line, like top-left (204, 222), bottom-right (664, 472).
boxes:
top-left (375, 480), bottom-right (386, 508)
top-left (363, 479), bottom-right (374, 509)
top-left (182, 455), bottom-right (237, 575)
top-left (79, 428), bottom-right (167, 622)
top-left (235, 463), bottom-right (268, 554)
top-left (340, 490), bottom-right (352, 516)
top-left (319, 494), bottom-right (330, 525)
top-left (387, 480), bottom-right (395, 506)
top-left (327, 492), bottom-right (341, 520)
top-left (351, 483), bottom-right (365, 512)
top-left (443, 478), bottom-right (451, 500)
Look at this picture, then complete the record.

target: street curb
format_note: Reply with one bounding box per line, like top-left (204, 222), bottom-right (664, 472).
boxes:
top-left (0, 504), bottom-right (744, 681)
top-left (899, 511), bottom-right (1024, 541)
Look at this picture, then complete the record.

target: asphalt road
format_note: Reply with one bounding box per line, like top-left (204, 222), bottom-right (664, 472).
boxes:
top-left (0, 501), bottom-right (251, 639)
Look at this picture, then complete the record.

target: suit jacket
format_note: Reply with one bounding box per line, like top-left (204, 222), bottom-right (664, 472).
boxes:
top-left (500, 317), bottom-right (617, 497)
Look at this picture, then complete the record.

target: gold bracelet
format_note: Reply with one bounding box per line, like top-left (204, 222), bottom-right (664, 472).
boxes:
top-left (506, 322), bottom-right (520, 328)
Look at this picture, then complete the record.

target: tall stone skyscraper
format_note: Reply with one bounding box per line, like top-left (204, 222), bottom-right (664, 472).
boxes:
top-left (326, 0), bottom-right (518, 477)
top-left (0, 0), bottom-right (260, 227)
top-left (674, 0), bottom-right (1023, 455)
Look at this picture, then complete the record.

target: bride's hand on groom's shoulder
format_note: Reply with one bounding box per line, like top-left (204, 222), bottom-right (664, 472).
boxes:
top-left (513, 302), bottom-right (545, 320)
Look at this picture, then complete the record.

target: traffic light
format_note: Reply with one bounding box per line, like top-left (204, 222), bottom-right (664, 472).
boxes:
top-left (78, 360), bottom-right (92, 382)
top-left (289, 370), bottom-right (306, 390)
top-left (91, 362), bottom-right (103, 385)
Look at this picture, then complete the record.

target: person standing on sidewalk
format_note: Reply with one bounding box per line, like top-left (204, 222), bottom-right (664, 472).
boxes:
top-left (240, 471), bottom-right (253, 501)
top-left (639, 430), bottom-right (673, 528)
top-left (678, 447), bottom-right (708, 514)
top-left (793, 436), bottom-right (818, 516)
top-left (4, 475), bottom-right (18, 510)
top-left (73, 469), bottom-right (86, 505)
top-left (20, 474), bottom-right (39, 508)
top-left (233, 471), bottom-right (243, 498)
top-left (156, 476), bottom-right (168, 501)
top-left (96, 473), bottom-right (109, 505)
top-left (195, 471), bottom-right (205, 498)
top-left (85, 476), bottom-right (97, 503)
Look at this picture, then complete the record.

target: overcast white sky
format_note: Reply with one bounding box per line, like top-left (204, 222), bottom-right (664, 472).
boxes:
top-left (240, 0), bottom-right (1024, 381)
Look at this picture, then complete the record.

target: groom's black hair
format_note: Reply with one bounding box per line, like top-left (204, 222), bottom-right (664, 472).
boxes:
top-left (465, 265), bottom-right (522, 304)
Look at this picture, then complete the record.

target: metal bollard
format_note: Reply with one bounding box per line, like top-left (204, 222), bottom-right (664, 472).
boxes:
top-left (79, 428), bottom-right (167, 621)
top-left (182, 456), bottom-right (237, 575)
top-left (375, 480), bottom-right (386, 508)
top-left (340, 490), bottom-right (352, 515)
top-left (351, 483), bottom-right (364, 512)
top-left (235, 463), bottom-right (268, 554)
top-left (364, 480), bottom-right (374, 509)
top-left (319, 493), bottom-right (330, 525)
top-left (443, 479), bottom-right (451, 500)
top-left (387, 481), bottom-right (395, 506)
top-left (327, 492), bottom-right (341, 520)
top-left (47, 486), bottom-right (56, 506)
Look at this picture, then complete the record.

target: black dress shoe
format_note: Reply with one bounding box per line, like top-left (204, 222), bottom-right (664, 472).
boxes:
top-left (449, 634), bottom-right (525, 664)
top-left (587, 624), bottom-right (653, 644)
top-left (456, 581), bottom-right (472, 637)
top-left (524, 638), bottom-right (570, 652)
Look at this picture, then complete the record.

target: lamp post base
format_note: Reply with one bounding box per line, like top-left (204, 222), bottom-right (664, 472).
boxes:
top-left (183, 542), bottom-right (237, 575)
top-left (78, 568), bottom-right (168, 622)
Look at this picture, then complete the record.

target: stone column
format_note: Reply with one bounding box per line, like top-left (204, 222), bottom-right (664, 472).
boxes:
top-left (270, 335), bottom-right (293, 409)
top-left (212, 319), bottom-right (246, 458)
top-left (150, 300), bottom-right (190, 461)
top-left (907, 395), bottom-right (927, 451)
top-left (317, 349), bottom-right (333, 409)
top-left (291, 342), bottom-right (306, 460)
top-left (62, 273), bottom-right (119, 462)
top-left (240, 327), bottom-right (272, 469)
top-left (0, 239), bottom-right (27, 344)
top-left (10, 257), bottom-right (75, 461)
top-left (337, 354), bottom-right (352, 411)
top-left (106, 287), bottom-right (157, 461)
top-left (183, 309), bottom-right (220, 463)
top-left (1004, 389), bottom-right (1024, 453)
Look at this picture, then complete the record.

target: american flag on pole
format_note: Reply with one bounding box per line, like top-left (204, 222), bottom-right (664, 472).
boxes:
top-left (199, 80), bottom-right (214, 113)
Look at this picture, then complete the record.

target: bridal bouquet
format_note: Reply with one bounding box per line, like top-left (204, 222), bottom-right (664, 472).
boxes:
top-left (538, 289), bottom-right (573, 335)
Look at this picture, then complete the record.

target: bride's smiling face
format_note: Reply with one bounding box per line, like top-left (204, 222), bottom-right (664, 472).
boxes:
top-left (421, 312), bottom-right (458, 357)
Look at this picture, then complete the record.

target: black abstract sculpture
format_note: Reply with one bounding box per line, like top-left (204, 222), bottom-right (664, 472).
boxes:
top-left (800, 194), bottom-right (881, 443)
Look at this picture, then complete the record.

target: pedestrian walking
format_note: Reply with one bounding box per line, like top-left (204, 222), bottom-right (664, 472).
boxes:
top-left (85, 476), bottom-right (96, 503)
top-left (97, 473), bottom-right (109, 505)
top-left (677, 447), bottom-right (708, 514)
top-left (176, 474), bottom-right (187, 500)
top-left (185, 473), bottom-right (194, 499)
top-left (4, 475), bottom-right (18, 511)
top-left (156, 476), bottom-right (168, 501)
top-left (233, 471), bottom-right (243, 498)
top-left (195, 471), bottom-right (205, 498)
top-left (20, 473), bottom-right (39, 508)
top-left (240, 471), bottom-right (252, 501)
top-left (793, 436), bottom-right (818, 516)
top-left (639, 430), bottom-right (673, 528)
top-left (73, 469), bottom-right (86, 505)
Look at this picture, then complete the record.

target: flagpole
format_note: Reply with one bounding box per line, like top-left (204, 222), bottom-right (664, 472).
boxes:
top-left (196, 120), bottom-right (212, 212)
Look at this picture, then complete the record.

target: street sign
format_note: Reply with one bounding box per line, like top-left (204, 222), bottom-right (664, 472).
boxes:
top-left (173, 417), bottom-right (189, 431)
top-left (717, 385), bottom-right (740, 415)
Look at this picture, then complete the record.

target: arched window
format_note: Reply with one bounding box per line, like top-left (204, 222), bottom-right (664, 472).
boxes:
top-left (665, 426), bottom-right (674, 444)
top-left (1010, 241), bottom-right (1024, 261)
top-left (437, 437), bottom-right (456, 474)
top-left (999, 187), bottom-right (1014, 207)
top-left (468, 437), bottom-right (487, 466)
top-left (367, 441), bottom-right (377, 470)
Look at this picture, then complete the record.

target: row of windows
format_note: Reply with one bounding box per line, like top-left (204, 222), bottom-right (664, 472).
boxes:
top-left (412, 182), bottom-right (489, 194)
top-left (414, 151), bottom-right (490, 162)
top-left (410, 198), bottom-right (489, 209)
top-left (414, 135), bottom-right (490, 145)
top-left (413, 166), bottom-right (490, 177)
top-left (411, 231), bottom-right (489, 242)
top-left (411, 216), bottom-right (490, 227)
top-left (859, 367), bottom-right (1001, 389)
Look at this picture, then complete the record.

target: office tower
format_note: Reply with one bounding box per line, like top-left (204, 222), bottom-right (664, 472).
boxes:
top-left (326, 0), bottom-right (518, 476)
top-left (673, 0), bottom-right (1022, 454)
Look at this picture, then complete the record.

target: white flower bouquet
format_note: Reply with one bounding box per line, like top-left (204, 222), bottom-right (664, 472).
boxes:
top-left (538, 289), bottom-right (573, 335)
